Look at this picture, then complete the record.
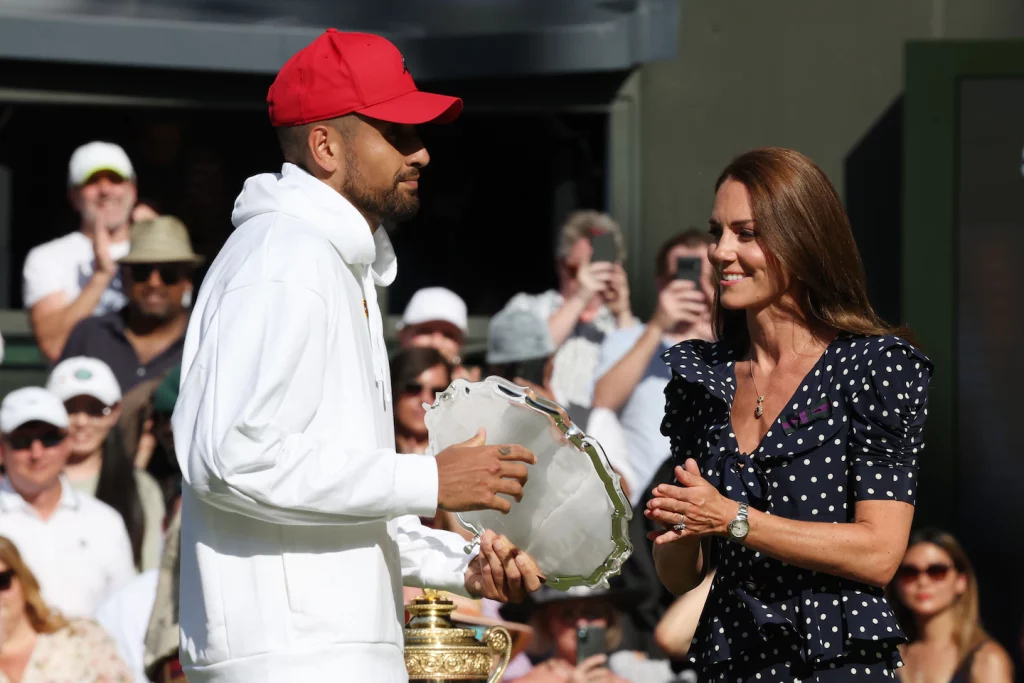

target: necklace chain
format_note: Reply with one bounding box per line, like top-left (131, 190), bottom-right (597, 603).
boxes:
top-left (748, 333), bottom-right (819, 419)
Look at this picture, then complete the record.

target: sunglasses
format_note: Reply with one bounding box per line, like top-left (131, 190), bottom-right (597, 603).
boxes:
top-left (126, 263), bottom-right (188, 285)
top-left (6, 431), bottom-right (65, 450)
top-left (402, 382), bottom-right (449, 397)
top-left (895, 563), bottom-right (954, 583)
top-left (0, 569), bottom-right (14, 591)
top-left (64, 398), bottom-right (112, 419)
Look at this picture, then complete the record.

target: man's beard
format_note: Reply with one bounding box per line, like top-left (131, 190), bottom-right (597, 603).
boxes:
top-left (342, 149), bottom-right (420, 224)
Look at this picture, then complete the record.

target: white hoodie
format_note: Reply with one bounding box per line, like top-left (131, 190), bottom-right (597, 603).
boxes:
top-left (172, 163), bottom-right (473, 683)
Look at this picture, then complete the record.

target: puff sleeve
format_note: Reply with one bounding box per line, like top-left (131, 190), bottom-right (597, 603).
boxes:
top-left (848, 339), bottom-right (933, 504)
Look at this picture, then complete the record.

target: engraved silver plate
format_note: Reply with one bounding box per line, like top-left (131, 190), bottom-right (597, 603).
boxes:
top-left (425, 377), bottom-right (633, 589)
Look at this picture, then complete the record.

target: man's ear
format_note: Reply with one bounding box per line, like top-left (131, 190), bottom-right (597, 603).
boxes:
top-left (306, 122), bottom-right (346, 176)
top-left (68, 187), bottom-right (83, 212)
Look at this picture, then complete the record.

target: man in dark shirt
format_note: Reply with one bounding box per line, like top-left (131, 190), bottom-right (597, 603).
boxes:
top-left (61, 216), bottom-right (201, 392)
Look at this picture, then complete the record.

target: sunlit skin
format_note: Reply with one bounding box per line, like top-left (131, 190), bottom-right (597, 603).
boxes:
top-left (707, 179), bottom-right (795, 313)
top-left (0, 560), bottom-right (37, 681)
top-left (395, 364), bottom-right (450, 444)
top-left (123, 264), bottom-right (192, 321)
top-left (893, 543), bottom-right (965, 619)
top-left (63, 395), bottom-right (119, 460)
top-left (69, 171), bottom-right (136, 232)
top-left (399, 322), bottom-right (463, 364)
top-left (1, 423), bottom-right (70, 501)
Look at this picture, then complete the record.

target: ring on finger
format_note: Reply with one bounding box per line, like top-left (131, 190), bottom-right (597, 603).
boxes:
top-left (672, 514), bottom-right (686, 533)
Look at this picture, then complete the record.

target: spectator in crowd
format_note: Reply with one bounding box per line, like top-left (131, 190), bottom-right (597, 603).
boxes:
top-left (46, 357), bottom-right (166, 571)
top-left (390, 347), bottom-right (452, 456)
top-left (0, 387), bottom-right (134, 617)
top-left (60, 216), bottom-right (201, 392)
top-left (485, 308), bottom-right (556, 401)
top-left (398, 286), bottom-right (480, 380)
top-left (390, 348), bottom-right (469, 539)
top-left (133, 365), bottom-right (182, 491)
top-left (505, 585), bottom-right (684, 683)
top-left (96, 479), bottom-right (183, 683)
top-left (24, 142), bottom-right (137, 361)
top-left (498, 211), bottom-right (635, 417)
top-left (0, 535), bottom-right (132, 682)
top-left (889, 528), bottom-right (1013, 682)
top-left (591, 231), bottom-right (714, 505)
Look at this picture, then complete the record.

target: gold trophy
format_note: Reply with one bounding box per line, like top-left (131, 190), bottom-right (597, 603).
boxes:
top-left (403, 589), bottom-right (511, 682)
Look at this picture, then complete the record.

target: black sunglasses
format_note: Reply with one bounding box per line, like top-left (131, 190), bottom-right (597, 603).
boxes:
top-left (64, 398), bottom-right (112, 419)
top-left (6, 431), bottom-right (65, 450)
top-left (126, 263), bottom-right (188, 285)
top-left (895, 563), bottom-right (954, 583)
top-left (0, 569), bottom-right (14, 591)
top-left (402, 382), bottom-right (448, 397)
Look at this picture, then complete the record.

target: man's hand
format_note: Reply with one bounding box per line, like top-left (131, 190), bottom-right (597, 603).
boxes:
top-left (91, 218), bottom-right (118, 280)
top-left (464, 530), bottom-right (544, 602)
top-left (436, 429), bottom-right (536, 513)
top-left (576, 259), bottom-right (616, 302)
top-left (572, 654), bottom-right (630, 683)
top-left (650, 280), bottom-right (709, 332)
top-left (601, 265), bottom-right (632, 324)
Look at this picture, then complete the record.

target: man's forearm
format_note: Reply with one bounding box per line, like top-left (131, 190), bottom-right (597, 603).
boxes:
top-left (592, 323), bottom-right (663, 412)
top-left (547, 293), bottom-right (589, 347)
top-left (32, 272), bottom-right (113, 361)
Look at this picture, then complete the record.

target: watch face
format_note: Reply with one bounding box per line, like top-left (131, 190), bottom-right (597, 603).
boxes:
top-left (729, 519), bottom-right (750, 539)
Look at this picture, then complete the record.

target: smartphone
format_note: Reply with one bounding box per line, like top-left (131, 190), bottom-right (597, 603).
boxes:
top-left (576, 624), bottom-right (607, 664)
top-left (590, 232), bottom-right (618, 264)
top-left (674, 255), bottom-right (702, 284)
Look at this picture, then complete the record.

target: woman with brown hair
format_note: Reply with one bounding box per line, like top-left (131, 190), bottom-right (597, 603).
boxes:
top-left (0, 536), bottom-right (131, 682)
top-left (645, 147), bottom-right (933, 681)
top-left (889, 529), bottom-right (1013, 682)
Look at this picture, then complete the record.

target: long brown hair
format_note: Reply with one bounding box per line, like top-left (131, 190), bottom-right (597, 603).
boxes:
top-left (0, 536), bottom-right (67, 634)
top-left (712, 148), bottom-right (911, 351)
top-left (888, 528), bottom-right (989, 667)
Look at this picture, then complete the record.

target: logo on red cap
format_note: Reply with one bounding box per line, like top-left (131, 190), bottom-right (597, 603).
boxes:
top-left (268, 30), bottom-right (461, 127)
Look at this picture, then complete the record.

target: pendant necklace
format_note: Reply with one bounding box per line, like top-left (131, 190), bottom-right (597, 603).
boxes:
top-left (747, 333), bottom-right (817, 419)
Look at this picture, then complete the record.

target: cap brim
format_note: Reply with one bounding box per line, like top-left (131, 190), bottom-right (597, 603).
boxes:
top-left (358, 91), bottom-right (463, 125)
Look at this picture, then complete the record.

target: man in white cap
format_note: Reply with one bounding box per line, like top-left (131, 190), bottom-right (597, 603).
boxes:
top-left (23, 142), bottom-right (139, 361)
top-left (60, 216), bottom-right (201, 393)
top-left (0, 387), bottom-right (134, 616)
top-left (398, 286), bottom-right (480, 379)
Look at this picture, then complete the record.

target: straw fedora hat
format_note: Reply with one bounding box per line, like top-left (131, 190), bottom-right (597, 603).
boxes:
top-left (118, 216), bottom-right (204, 265)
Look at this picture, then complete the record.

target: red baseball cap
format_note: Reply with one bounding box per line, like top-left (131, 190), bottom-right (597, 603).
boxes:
top-left (268, 29), bottom-right (462, 127)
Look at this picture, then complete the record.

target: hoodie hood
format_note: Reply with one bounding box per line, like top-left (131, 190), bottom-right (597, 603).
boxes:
top-left (231, 163), bottom-right (397, 286)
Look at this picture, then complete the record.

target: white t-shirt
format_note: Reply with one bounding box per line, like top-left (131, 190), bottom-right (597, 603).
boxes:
top-left (22, 231), bottom-right (129, 313)
top-left (95, 568), bottom-right (159, 683)
top-left (0, 476), bottom-right (135, 617)
top-left (501, 289), bottom-right (637, 409)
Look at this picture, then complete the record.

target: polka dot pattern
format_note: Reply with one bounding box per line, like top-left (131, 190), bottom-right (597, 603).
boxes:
top-left (659, 334), bottom-right (933, 681)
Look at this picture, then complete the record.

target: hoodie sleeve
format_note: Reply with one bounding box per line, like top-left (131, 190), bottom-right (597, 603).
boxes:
top-left (394, 515), bottom-right (476, 597)
top-left (176, 281), bottom-right (438, 525)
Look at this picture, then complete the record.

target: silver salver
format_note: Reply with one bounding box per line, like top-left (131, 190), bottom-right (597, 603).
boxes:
top-left (425, 377), bottom-right (633, 589)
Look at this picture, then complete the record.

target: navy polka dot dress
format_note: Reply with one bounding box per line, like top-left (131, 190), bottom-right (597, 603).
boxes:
top-left (660, 333), bottom-right (932, 682)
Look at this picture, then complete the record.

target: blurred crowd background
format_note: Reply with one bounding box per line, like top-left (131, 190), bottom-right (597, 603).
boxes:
top-left (0, 0), bottom-right (1023, 681)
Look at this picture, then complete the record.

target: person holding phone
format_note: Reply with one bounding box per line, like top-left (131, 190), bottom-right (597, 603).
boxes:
top-left (503, 586), bottom-right (634, 683)
top-left (497, 211), bottom-right (636, 417)
top-left (591, 230), bottom-right (714, 503)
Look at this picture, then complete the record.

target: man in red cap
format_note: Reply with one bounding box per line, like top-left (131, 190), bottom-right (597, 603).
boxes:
top-left (172, 30), bottom-right (542, 682)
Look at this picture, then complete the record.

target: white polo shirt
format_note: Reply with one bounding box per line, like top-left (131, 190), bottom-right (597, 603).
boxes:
top-left (0, 476), bottom-right (135, 617)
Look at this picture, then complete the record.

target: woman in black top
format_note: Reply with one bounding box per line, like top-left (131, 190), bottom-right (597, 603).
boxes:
top-left (645, 148), bottom-right (933, 682)
top-left (889, 529), bottom-right (1013, 682)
